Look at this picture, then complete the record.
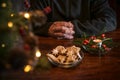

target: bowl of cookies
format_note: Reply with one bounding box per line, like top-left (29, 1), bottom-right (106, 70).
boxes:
top-left (46, 45), bottom-right (84, 68)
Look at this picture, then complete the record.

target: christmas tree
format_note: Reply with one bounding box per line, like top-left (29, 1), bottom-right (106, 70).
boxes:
top-left (0, 0), bottom-right (30, 70)
top-left (0, 0), bottom-right (47, 71)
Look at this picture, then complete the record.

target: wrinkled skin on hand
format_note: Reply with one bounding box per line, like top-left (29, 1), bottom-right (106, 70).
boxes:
top-left (49, 21), bottom-right (75, 39)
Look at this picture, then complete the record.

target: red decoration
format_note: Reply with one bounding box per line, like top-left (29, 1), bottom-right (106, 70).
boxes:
top-left (19, 27), bottom-right (26, 37)
top-left (102, 44), bottom-right (107, 48)
top-left (24, 44), bottom-right (30, 51)
top-left (75, 33), bottom-right (113, 55)
top-left (24, 0), bottom-right (30, 8)
top-left (90, 36), bottom-right (96, 40)
top-left (101, 34), bottom-right (106, 38)
top-left (105, 47), bottom-right (111, 51)
top-left (91, 45), bottom-right (97, 48)
top-left (83, 39), bottom-right (89, 45)
top-left (43, 6), bottom-right (52, 14)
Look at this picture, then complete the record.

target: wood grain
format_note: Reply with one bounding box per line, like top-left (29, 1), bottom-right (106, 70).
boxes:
top-left (1, 27), bottom-right (120, 80)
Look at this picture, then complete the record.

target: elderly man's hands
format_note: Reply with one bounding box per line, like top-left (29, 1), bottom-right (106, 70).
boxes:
top-left (48, 21), bottom-right (75, 39)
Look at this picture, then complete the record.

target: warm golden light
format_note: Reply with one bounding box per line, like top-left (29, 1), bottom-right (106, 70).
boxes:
top-left (29, 32), bottom-right (34, 37)
top-left (1, 3), bottom-right (7, 8)
top-left (1, 44), bottom-right (5, 48)
top-left (93, 39), bottom-right (102, 43)
top-left (8, 21), bottom-right (13, 28)
top-left (24, 25), bottom-right (29, 30)
top-left (24, 13), bottom-right (30, 19)
top-left (11, 13), bottom-right (14, 17)
top-left (24, 65), bottom-right (32, 72)
top-left (35, 50), bottom-right (41, 58)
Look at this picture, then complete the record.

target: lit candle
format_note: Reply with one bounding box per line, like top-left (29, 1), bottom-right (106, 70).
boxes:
top-left (93, 39), bottom-right (102, 48)
top-left (93, 39), bottom-right (102, 43)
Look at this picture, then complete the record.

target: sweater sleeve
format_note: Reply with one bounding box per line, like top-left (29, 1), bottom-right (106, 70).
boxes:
top-left (71, 0), bottom-right (117, 37)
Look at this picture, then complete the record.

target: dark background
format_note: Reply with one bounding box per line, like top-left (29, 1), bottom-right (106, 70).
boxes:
top-left (109, 0), bottom-right (120, 27)
top-left (11, 0), bottom-right (120, 27)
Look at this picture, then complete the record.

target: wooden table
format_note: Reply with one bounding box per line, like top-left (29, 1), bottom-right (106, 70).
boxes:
top-left (0, 28), bottom-right (120, 80)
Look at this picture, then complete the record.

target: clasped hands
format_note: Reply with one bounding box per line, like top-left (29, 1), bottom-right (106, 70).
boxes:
top-left (49, 21), bottom-right (75, 39)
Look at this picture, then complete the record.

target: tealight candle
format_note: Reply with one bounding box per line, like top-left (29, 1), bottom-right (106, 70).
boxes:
top-left (93, 39), bottom-right (102, 43)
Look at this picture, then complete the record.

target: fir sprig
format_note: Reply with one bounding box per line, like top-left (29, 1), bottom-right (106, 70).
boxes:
top-left (74, 34), bottom-right (113, 55)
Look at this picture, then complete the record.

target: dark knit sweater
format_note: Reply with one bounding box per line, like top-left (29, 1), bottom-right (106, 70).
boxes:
top-left (30, 0), bottom-right (116, 37)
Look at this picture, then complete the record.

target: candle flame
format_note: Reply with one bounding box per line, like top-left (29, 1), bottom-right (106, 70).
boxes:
top-left (93, 39), bottom-right (102, 43)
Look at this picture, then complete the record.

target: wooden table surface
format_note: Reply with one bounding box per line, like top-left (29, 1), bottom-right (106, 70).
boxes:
top-left (0, 28), bottom-right (120, 80)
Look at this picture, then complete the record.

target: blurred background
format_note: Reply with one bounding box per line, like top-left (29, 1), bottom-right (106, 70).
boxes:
top-left (109, 0), bottom-right (120, 27)
top-left (10, 0), bottom-right (120, 27)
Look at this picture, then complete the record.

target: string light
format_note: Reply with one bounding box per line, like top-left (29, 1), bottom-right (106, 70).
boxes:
top-left (1, 3), bottom-right (7, 8)
top-left (1, 44), bottom-right (5, 48)
top-left (24, 13), bottom-right (30, 19)
top-left (35, 49), bottom-right (41, 58)
top-left (8, 21), bottom-right (13, 28)
top-left (24, 65), bottom-right (32, 72)
top-left (11, 13), bottom-right (14, 17)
